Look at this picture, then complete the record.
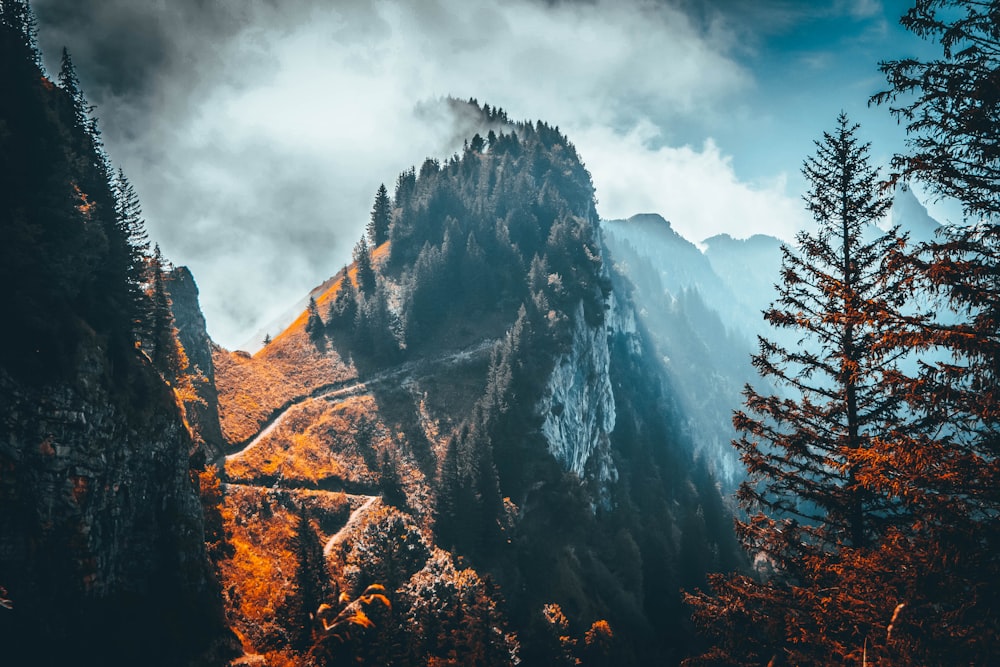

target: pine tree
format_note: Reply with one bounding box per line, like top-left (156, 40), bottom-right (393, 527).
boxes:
top-left (58, 48), bottom-right (89, 131)
top-left (685, 116), bottom-right (912, 666)
top-left (148, 244), bottom-right (186, 377)
top-left (305, 295), bottom-right (324, 342)
top-left (113, 168), bottom-right (151, 339)
top-left (292, 505), bottom-right (331, 651)
top-left (327, 267), bottom-right (358, 333)
top-left (57, 47), bottom-right (110, 185)
top-left (869, 3), bottom-right (1000, 660)
top-left (367, 184), bottom-right (391, 247)
top-left (0, 0), bottom-right (40, 66)
top-left (353, 236), bottom-right (377, 296)
top-left (873, 0), bottom-right (1000, 219)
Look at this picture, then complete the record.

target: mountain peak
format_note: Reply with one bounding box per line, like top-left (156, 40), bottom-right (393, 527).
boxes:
top-left (890, 184), bottom-right (942, 242)
top-left (627, 212), bottom-right (672, 228)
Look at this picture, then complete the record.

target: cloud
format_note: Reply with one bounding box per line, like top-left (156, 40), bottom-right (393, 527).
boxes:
top-left (580, 122), bottom-right (807, 243)
top-left (32, 0), bottom-right (793, 348)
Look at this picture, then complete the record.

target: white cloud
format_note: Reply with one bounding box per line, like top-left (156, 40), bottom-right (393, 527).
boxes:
top-left (41, 0), bottom-right (800, 348)
top-left (580, 122), bottom-right (807, 243)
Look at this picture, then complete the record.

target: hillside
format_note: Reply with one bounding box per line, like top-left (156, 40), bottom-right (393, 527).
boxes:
top-left (0, 9), bottom-right (233, 665)
top-left (210, 101), bottom-right (741, 666)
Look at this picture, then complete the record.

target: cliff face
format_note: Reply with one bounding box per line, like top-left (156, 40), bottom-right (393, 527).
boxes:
top-left (166, 265), bottom-right (226, 460)
top-left (0, 22), bottom-right (232, 662)
top-left (0, 331), bottom-right (231, 665)
top-left (538, 302), bottom-right (618, 501)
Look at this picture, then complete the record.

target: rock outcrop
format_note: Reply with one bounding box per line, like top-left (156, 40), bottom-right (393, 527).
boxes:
top-left (0, 330), bottom-right (233, 665)
top-left (166, 265), bottom-right (226, 460)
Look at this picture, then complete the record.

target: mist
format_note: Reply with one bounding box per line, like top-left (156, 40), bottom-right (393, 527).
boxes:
top-left (32, 0), bottom-right (811, 348)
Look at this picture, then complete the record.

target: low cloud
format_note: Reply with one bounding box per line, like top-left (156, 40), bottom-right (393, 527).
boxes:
top-left (32, 0), bottom-right (806, 348)
top-left (581, 122), bottom-right (807, 242)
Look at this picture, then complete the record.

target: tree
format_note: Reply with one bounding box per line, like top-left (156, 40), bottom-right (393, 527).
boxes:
top-left (873, 0), bottom-right (1000, 219)
top-left (305, 295), bottom-right (324, 342)
top-left (147, 244), bottom-right (189, 382)
top-left (58, 48), bottom-right (90, 132)
top-left (684, 115), bottom-right (911, 666)
top-left (353, 236), bottom-right (377, 296)
top-left (327, 266), bottom-right (358, 333)
top-left (113, 168), bottom-right (151, 338)
top-left (291, 505), bottom-right (330, 651)
top-left (869, 3), bottom-right (1000, 661)
top-left (368, 183), bottom-right (392, 247)
top-left (0, 0), bottom-right (40, 66)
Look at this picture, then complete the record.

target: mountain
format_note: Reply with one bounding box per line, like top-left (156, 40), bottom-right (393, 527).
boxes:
top-left (600, 186), bottom-right (946, 492)
top-left (208, 102), bottom-right (741, 666)
top-left (0, 13), bottom-right (234, 665)
top-left (889, 183), bottom-right (943, 243)
top-left (601, 216), bottom-right (767, 487)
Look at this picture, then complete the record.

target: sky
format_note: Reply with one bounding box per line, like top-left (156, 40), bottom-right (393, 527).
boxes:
top-left (30, 0), bottom-right (952, 349)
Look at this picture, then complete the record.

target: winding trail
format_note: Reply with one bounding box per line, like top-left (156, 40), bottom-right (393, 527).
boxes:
top-left (217, 338), bottom-right (496, 558)
top-left (219, 337), bottom-right (497, 466)
top-left (323, 495), bottom-right (379, 557)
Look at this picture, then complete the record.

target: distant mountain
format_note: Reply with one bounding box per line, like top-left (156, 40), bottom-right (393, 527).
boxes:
top-left (702, 232), bottom-right (784, 336)
top-left (603, 216), bottom-right (767, 487)
top-left (889, 183), bottom-right (943, 244)
top-left (601, 186), bottom-right (945, 491)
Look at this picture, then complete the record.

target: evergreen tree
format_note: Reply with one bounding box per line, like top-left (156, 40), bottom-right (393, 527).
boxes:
top-left (113, 168), bottom-right (151, 338)
top-left (869, 3), bottom-right (1000, 660)
top-left (0, 0), bottom-right (40, 66)
top-left (148, 244), bottom-right (186, 377)
top-left (393, 167), bottom-right (416, 211)
top-left (305, 295), bottom-right (324, 342)
top-left (57, 48), bottom-right (89, 131)
top-left (56, 46), bottom-right (110, 186)
top-left (354, 236), bottom-right (377, 296)
top-left (873, 0), bottom-right (1000, 219)
top-left (327, 267), bottom-right (358, 333)
top-left (685, 116), bottom-right (912, 666)
top-left (367, 184), bottom-right (392, 247)
top-left (292, 505), bottom-right (331, 651)
top-left (262, 333), bottom-right (272, 347)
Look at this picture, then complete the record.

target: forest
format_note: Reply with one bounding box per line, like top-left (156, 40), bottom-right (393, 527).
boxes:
top-left (1, 0), bottom-right (999, 665)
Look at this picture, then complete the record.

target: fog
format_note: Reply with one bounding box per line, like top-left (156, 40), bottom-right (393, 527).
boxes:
top-left (33, 0), bottom-right (819, 347)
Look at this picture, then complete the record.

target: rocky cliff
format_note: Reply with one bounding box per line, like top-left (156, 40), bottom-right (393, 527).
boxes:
top-left (166, 265), bottom-right (226, 460)
top-left (0, 19), bottom-right (233, 663)
top-left (0, 330), bottom-right (233, 665)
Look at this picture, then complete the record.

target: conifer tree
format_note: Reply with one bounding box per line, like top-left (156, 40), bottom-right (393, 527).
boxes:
top-left (684, 116), bottom-right (912, 666)
top-left (367, 184), bottom-right (391, 247)
top-left (113, 168), bottom-right (151, 338)
top-left (58, 48), bottom-right (89, 130)
top-left (147, 244), bottom-right (188, 380)
top-left (873, 0), bottom-right (1000, 219)
top-left (869, 3), bottom-right (1000, 660)
top-left (305, 295), bottom-right (324, 342)
top-left (327, 267), bottom-right (358, 333)
top-left (0, 0), bottom-right (40, 65)
top-left (353, 236), bottom-right (377, 296)
top-left (292, 505), bottom-right (331, 651)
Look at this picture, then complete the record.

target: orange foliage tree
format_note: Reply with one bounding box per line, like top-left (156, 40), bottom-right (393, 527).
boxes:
top-left (684, 116), bottom-right (918, 665)
top-left (867, 1), bottom-right (1000, 660)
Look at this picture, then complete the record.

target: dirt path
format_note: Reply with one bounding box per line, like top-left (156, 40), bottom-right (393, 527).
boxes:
top-left (220, 337), bottom-right (497, 466)
top-left (323, 495), bottom-right (379, 556)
